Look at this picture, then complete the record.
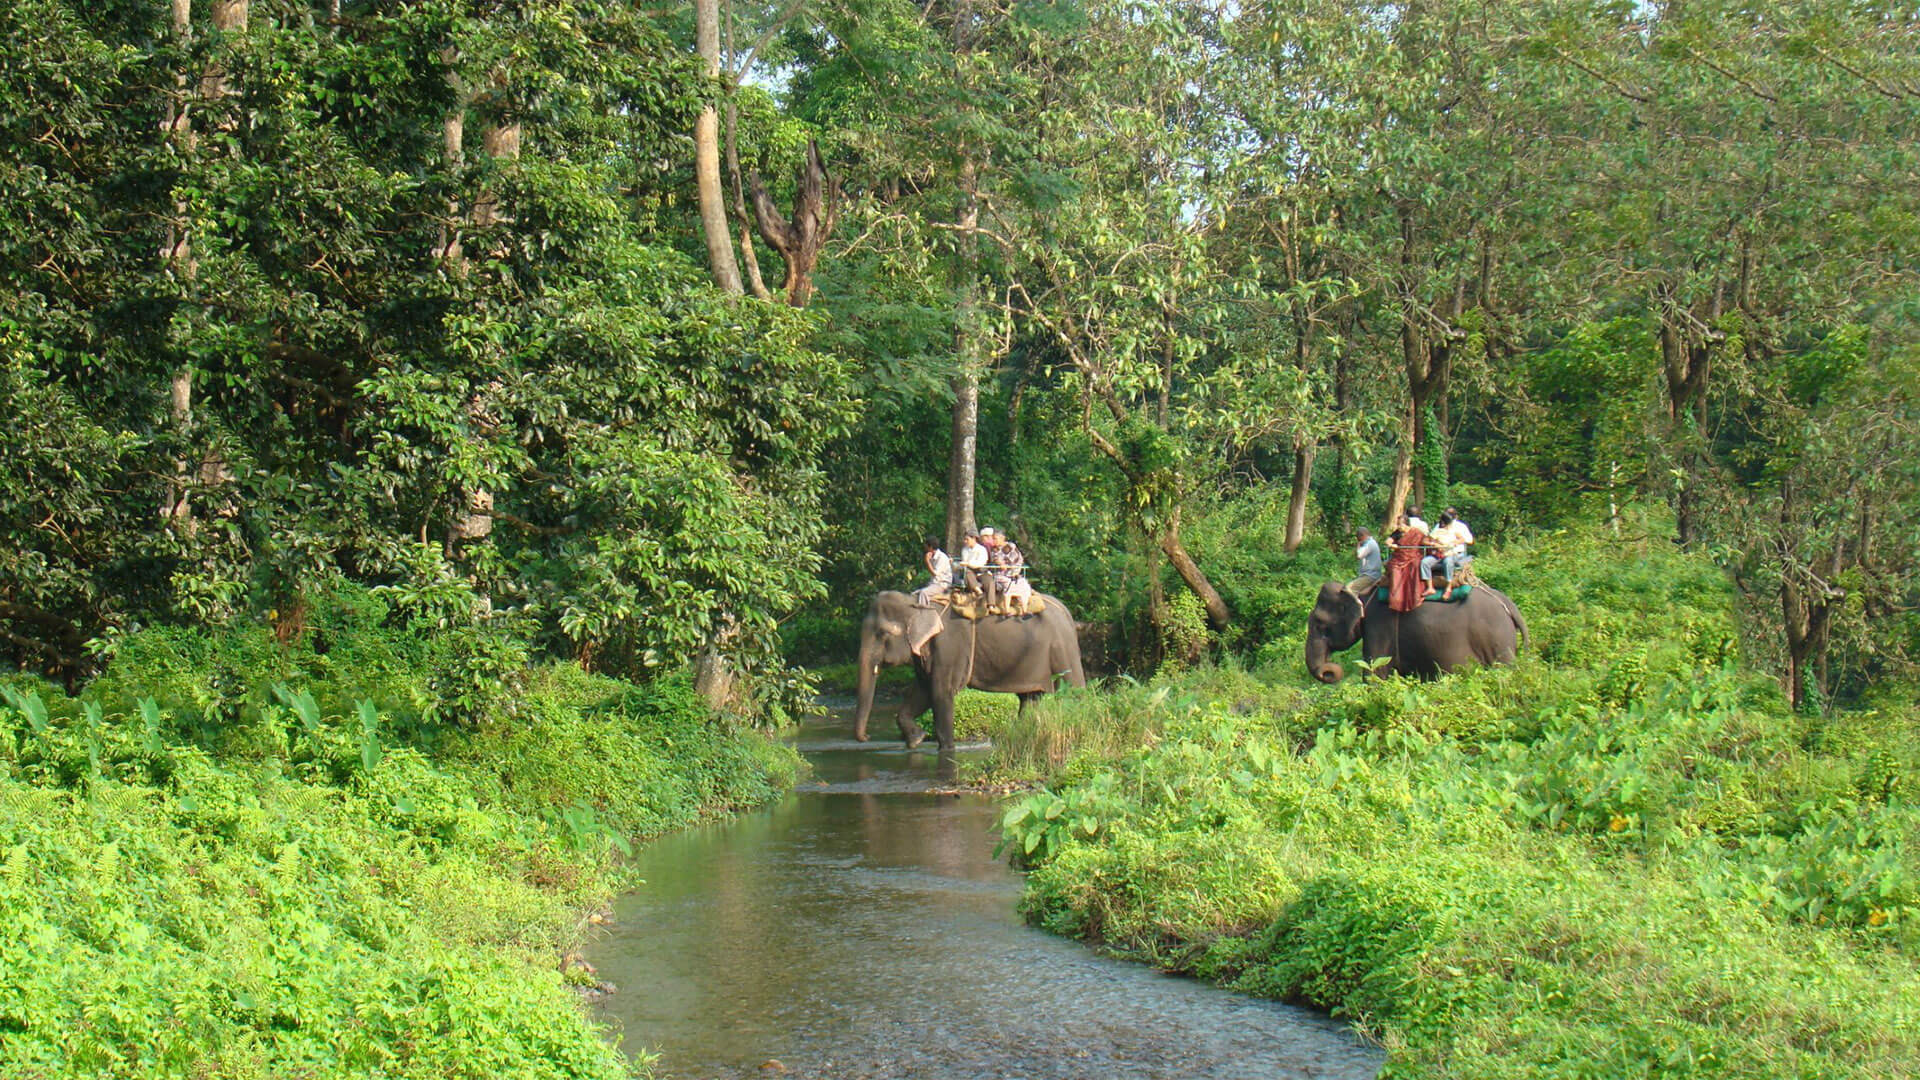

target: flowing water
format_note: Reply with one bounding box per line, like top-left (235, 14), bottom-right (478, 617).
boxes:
top-left (588, 711), bottom-right (1384, 1080)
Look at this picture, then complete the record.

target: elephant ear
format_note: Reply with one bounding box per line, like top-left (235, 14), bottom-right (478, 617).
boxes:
top-left (906, 606), bottom-right (946, 659)
top-left (1337, 587), bottom-right (1365, 626)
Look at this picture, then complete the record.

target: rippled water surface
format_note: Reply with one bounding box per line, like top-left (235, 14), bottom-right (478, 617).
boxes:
top-left (588, 712), bottom-right (1383, 1080)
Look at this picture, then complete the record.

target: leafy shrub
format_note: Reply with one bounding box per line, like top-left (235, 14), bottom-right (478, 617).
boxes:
top-left (0, 621), bottom-right (798, 1079)
top-left (1004, 528), bottom-right (1920, 1078)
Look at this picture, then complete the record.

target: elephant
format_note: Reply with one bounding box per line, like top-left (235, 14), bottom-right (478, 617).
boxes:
top-left (852, 590), bottom-right (1087, 753)
top-left (1304, 581), bottom-right (1526, 683)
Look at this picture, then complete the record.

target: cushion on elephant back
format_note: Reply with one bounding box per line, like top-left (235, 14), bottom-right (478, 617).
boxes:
top-left (940, 593), bottom-right (1047, 620)
top-left (1376, 584), bottom-right (1474, 604)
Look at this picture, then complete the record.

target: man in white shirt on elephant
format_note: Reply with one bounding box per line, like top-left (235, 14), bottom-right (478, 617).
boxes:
top-left (1426, 509), bottom-right (1475, 600)
top-left (957, 530), bottom-right (995, 609)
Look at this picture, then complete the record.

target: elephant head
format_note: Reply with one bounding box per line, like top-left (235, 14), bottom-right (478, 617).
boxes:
top-left (851, 591), bottom-right (943, 741)
top-left (1305, 582), bottom-right (1366, 684)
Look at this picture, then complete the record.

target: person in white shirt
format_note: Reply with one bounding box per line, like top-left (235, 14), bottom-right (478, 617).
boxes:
top-left (1428, 509), bottom-right (1475, 600)
top-left (957, 530), bottom-right (995, 609)
top-left (914, 537), bottom-right (953, 607)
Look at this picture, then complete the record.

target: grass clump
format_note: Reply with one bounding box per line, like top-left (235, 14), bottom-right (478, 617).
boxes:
top-left (0, 613), bottom-right (797, 1079)
top-left (997, 525), bottom-right (1920, 1078)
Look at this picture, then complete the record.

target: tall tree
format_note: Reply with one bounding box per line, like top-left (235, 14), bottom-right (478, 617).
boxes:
top-left (695, 0), bottom-right (744, 292)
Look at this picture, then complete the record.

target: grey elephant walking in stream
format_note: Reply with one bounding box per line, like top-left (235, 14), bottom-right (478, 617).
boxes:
top-left (1304, 580), bottom-right (1526, 683)
top-left (852, 590), bottom-right (1087, 752)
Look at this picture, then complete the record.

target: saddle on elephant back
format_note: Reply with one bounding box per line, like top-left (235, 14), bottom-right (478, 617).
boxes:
top-left (934, 591), bottom-right (1047, 619)
top-left (1376, 564), bottom-right (1481, 606)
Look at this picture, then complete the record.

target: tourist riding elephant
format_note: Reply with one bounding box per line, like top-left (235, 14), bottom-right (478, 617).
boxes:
top-left (852, 590), bottom-right (1087, 752)
top-left (1304, 581), bottom-right (1526, 683)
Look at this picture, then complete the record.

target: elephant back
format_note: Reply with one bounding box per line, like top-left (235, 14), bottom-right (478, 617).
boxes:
top-left (933, 592), bottom-right (1049, 620)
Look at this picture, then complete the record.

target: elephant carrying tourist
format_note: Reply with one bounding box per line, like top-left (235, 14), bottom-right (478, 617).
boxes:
top-left (1304, 581), bottom-right (1526, 683)
top-left (852, 590), bottom-right (1087, 753)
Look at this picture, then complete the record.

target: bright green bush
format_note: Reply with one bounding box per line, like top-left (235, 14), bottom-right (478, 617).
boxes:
top-left (1004, 528), bottom-right (1920, 1078)
top-left (0, 621), bottom-right (797, 1079)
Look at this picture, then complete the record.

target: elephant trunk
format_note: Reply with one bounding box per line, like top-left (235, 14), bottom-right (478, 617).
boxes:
top-left (1305, 634), bottom-right (1344, 684)
top-left (851, 636), bottom-right (879, 742)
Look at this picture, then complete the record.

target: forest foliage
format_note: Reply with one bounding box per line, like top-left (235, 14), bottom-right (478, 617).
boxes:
top-left (1, 0), bottom-right (1914, 714)
top-left (0, 3), bottom-right (1917, 1077)
top-left (0, 599), bottom-right (797, 1078)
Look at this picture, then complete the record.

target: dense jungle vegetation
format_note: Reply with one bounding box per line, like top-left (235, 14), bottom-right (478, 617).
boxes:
top-left (0, 0), bottom-right (1915, 1077)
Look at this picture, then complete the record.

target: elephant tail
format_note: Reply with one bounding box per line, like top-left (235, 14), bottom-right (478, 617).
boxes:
top-left (1500, 591), bottom-right (1529, 651)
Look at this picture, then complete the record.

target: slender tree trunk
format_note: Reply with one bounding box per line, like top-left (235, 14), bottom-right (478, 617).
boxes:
top-left (1284, 442), bottom-right (1315, 554)
top-left (1781, 574), bottom-right (1814, 710)
top-left (433, 52), bottom-right (466, 268)
top-left (945, 154), bottom-right (981, 553)
top-left (165, 0), bottom-right (246, 529)
top-left (1386, 419), bottom-right (1414, 530)
top-left (1160, 510), bottom-right (1230, 630)
top-left (1658, 284), bottom-right (1722, 546)
top-left (694, 0), bottom-right (742, 293)
top-left (725, 101), bottom-right (772, 300)
top-left (161, 0), bottom-right (195, 527)
top-left (945, 371), bottom-right (979, 553)
top-left (450, 78), bottom-right (520, 548)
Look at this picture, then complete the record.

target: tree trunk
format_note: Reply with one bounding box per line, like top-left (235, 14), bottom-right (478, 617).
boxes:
top-left (945, 370), bottom-right (979, 553)
top-left (1160, 511), bottom-right (1230, 630)
top-left (1385, 427), bottom-right (1413, 531)
top-left (694, 0), bottom-right (743, 293)
top-left (433, 53), bottom-right (466, 267)
top-left (694, 613), bottom-right (741, 715)
top-left (164, 0), bottom-right (251, 529)
top-left (470, 72), bottom-right (519, 236)
top-left (1781, 575), bottom-right (1814, 711)
top-left (201, 1), bottom-right (247, 100)
top-left (450, 82), bottom-right (522, 548)
top-left (749, 141), bottom-right (838, 307)
top-left (725, 102), bottom-right (772, 300)
top-left (945, 154), bottom-right (981, 553)
top-left (160, 0), bottom-right (194, 528)
top-left (1658, 284), bottom-right (1722, 546)
top-left (1284, 442), bottom-right (1314, 554)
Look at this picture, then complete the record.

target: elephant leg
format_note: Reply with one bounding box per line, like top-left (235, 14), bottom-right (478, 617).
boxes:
top-left (1018, 691), bottom-right (1042, 717)
top-left (1361, 602), bottom-right (1396, 678)
top-left (930, 693), bottom-right (957, 754)
top-left (895, 680), bottom-right (930, 749)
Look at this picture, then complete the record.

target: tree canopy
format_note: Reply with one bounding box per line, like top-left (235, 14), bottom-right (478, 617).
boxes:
top-left (1, 0), bottom-right (1915, 711)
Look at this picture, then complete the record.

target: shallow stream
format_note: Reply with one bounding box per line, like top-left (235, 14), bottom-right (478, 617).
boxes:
top-left (587, 711), bottom-right (1384, 1080)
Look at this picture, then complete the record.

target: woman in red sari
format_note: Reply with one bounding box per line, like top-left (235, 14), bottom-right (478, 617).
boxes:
top-left (1385, 516), bottom-right (1429, 613)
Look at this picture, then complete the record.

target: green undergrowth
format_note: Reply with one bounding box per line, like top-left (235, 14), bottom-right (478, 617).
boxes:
top-left (992, 527), bottom-right (1920, 1078)
top-left (0, 616), bottom-right (798, 1079)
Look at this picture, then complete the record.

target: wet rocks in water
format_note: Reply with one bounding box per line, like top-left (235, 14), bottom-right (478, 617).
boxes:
top-left (574, 979), bottom-right (617, 1003)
